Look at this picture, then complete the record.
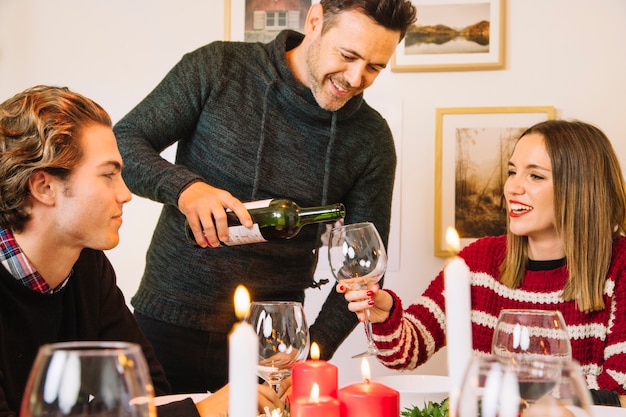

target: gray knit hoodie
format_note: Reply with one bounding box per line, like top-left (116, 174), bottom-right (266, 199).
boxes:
top-left (113, 30), bottom-right (396, 360)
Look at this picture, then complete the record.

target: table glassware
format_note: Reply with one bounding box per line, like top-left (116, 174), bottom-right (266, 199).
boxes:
top-left (492, 309), bottom-right (572, 361)
top-left (328, 222), bottom-right (390, 358)
top-left (457, 355), bottom-right (593, 417)
top-left (21, 341), bottom-right (155, 417)
top-left (246, 301), bottom-right (310, 392)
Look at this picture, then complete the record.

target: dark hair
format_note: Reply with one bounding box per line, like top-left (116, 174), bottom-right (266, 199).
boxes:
top-left (0, 85), bottom-right (111, 231)
top-left (320, 0), bottom-right (417, 40)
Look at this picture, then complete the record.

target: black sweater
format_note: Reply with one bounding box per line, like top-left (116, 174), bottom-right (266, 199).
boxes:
top-left (0, 248), bottom-right (197, 417)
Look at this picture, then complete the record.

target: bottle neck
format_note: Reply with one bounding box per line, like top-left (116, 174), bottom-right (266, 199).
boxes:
top-left (298, 203), bottom-right (346, 225)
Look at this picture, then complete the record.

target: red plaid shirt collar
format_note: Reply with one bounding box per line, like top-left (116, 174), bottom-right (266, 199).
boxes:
top-left (0, 227), bottom-right (69, 294)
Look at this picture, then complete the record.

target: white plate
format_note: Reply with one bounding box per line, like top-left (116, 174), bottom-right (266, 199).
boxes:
top-left (591, 405), bottom-right (626, 417)
top-left (376, 374), bottom-right (449, 411)
top-left (374, 378), bottom-right (624, 416)
top-left (153, 392), bottom-right (211, 406)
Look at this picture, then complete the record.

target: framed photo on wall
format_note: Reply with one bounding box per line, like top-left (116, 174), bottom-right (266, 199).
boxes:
top-left (224, 0), bottom-right (316, 42)
top-left (392, 0), bottom-right (505, 72)
top-left (434, 106), bottom-right (556, 257)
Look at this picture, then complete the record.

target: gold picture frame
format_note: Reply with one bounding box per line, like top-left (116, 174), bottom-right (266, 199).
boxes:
top-left (392, 0), bottom-right (505, 72)
top-left (224, 0), bottom-right (314, 42)
top-left (434, 106), bottom-right (557, 257)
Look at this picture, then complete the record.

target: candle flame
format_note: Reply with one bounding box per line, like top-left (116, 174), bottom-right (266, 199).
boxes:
top-left (360, 357), bottom-right (371, 383)
top-left (445, 226), bottom-right (461, 255)
top-left (233, 285), bottom-right (251, 320)
top-left (310, 382), bottom-right (320, 402)
top-left (310, 342), bottom-right (320, 360)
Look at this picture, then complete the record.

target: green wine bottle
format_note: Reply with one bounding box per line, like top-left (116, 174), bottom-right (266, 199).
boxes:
top-left (185, 198), bottom-right (346, 247)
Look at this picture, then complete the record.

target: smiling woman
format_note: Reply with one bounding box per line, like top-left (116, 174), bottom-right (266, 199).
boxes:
top-left (339, 119), bottom-right (626, 406)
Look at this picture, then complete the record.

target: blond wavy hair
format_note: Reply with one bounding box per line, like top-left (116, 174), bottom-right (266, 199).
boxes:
top-left (0, 85), bottom-right (111, 232)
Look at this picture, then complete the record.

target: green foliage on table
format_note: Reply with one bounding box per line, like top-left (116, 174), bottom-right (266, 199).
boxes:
top-left (400, 398), bottom-right (449, 417)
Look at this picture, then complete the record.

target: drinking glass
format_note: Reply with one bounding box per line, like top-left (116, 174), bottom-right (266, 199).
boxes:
top-left (21, 341), bottom-right (155, 417)
top-left (328, 221), bottom-right (390, 358)
top-left (246, 301), bottom-right (310, 392)
top-left (457, 355), bottom-right (593, 417)
top-left (492, 309), bottom-right (572, 361)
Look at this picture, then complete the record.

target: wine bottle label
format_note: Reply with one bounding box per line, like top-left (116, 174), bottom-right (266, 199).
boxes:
top-left (222, 224), bottom-right (268, 246)
top-left (219, 199), bottom-right (272, 245)
top-left (242, 199), bottom-right (272, 209)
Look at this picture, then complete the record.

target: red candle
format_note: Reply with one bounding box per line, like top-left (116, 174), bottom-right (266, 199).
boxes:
top-left (337, 358), bottom-right (399, 417)
top-left (291, 383), bottom-right (340, 417)
top-left (292, 342), bottom-right (338, 400)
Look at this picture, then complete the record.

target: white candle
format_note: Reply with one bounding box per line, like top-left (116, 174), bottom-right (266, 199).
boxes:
top-left (229, 285), bottom-right (258, 417)
top-left (444, 227), bottom-right (472, 415)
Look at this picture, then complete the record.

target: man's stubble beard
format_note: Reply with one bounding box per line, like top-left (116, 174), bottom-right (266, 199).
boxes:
top-left (305, 37), bottom-right (351, 112)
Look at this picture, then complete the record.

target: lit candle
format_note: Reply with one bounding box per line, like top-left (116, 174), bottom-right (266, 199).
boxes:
top-left (444, 227), bottom-right (472, 414)
top-left (291, 383), bottom-right (340, 417)
top-left (337, 358), bottom-right (399, 417)
top-left (292, 342), bottom-right (338, 401)
top-left (228, 285), bottom-right (258, 417)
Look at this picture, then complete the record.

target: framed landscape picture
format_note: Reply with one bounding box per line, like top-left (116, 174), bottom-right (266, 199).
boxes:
top-left (434, 106), bottom-right (556, 257)
top-left (392, 0), bottom-right (505, 72)
top-left (225, 0), bottom-right (314, 42)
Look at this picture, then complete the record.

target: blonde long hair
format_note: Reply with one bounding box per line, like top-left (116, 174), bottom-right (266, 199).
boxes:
top-left (500, 120), bottom-right (626, 312)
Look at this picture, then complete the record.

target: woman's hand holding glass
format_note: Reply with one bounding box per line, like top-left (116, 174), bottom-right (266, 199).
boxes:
top-left (328, 222), bottom-right (391, 358)
top-left (336, 283), bottom-right (394, 324)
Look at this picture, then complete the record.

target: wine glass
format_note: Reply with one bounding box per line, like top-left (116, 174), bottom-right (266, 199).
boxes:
top-left (328, 221), bottom-right (390, 358)
top-left (457, 355), bottom-right (593, 417)
top-left (21, 341), bottom-right (155, 417)
top-left (492, 309), bottom-right (572, 361)
top-left (246, 301), bottom-right (310, 392)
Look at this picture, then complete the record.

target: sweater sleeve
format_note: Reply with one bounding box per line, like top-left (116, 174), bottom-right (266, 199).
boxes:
top-left (595, 242), bottom-right (626, 394)
top-left (370, 280), bottom-right (448, 370)
top-left (113, 45), bottom-right (220, 207)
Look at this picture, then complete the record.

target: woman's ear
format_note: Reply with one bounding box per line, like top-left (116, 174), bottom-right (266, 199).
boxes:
top-left (28, 171), bottom-right (56, 206)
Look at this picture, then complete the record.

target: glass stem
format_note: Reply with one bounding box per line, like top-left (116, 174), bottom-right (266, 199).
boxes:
top-left (364, 308), bottom-right (377, 350)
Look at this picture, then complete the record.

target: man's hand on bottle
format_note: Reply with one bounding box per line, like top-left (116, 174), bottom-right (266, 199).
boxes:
top-left (178, 182), bottom-right (252, 247)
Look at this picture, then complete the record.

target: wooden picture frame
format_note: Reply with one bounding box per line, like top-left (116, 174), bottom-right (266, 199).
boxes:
top-left (434, 106), bottom-right (557, 257)
top-left (392, 0), bottom-right (505, 72)
top-left (224, 0), bottom-right (314, 42)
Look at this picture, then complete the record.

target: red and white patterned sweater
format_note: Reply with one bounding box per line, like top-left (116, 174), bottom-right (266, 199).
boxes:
top-left (371, 235), bottom-right (626, 393)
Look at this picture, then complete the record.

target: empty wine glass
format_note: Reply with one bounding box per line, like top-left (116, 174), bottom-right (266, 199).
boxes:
top-left (246, 301), bottom-right (310, 392)
top-left (457, 355), bottom-right (593, 417)
top-left (21, 341), bottom-right (155, 417)
top-left (328, 221), bottom-right (390, 358)
top-left (492, 309), bottom-right (572, 361)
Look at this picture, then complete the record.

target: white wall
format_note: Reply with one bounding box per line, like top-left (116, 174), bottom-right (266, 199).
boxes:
top-left (2, 0), bottom-right (625, 387)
